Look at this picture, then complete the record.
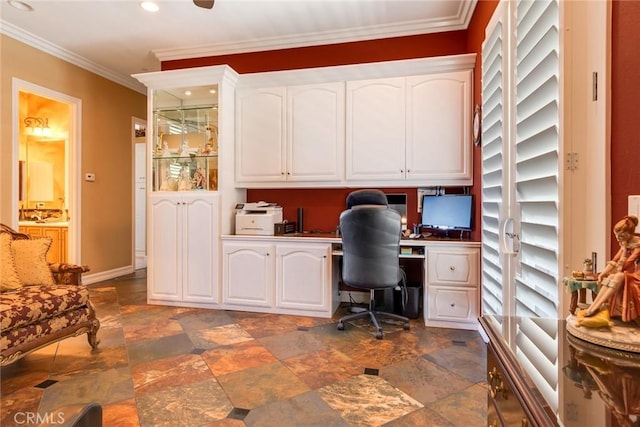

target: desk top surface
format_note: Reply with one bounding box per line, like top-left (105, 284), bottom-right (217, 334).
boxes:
top-left (222, 233), bottom-right (480, 247)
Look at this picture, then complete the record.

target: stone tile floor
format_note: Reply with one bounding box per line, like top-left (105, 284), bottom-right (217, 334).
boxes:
top-left (1, 270), bottom-right (488, 426)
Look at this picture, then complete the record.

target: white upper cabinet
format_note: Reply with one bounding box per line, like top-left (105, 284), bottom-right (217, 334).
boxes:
top-left (406, 71), bottom-right (472, 182)
top-left (345, 77), bottom-right (406, 181)
top-left (346, 71), bottom-right (472, 185)
top-left (236, 82), bottom-right (344, 185)
top-left (234, 54), bottom-right (476, 188)
top-left (236, 87), bottom-right (287, 182)
top-left (287, 83), bottom-right (345, 182)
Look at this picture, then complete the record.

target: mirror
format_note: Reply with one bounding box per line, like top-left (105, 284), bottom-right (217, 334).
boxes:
top-left (18, 91), bottom-right (68, 222)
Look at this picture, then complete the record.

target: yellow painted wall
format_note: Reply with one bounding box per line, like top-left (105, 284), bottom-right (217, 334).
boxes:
top-left (1, 35), bottom-right (147, 274)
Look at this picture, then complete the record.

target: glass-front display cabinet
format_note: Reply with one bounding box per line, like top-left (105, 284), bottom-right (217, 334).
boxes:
top-left (152, 87), bottom-right (219, 191)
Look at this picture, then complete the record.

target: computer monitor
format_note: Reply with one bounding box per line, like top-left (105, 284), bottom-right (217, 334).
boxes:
top-left (421, 194), bottom-right (473, 231)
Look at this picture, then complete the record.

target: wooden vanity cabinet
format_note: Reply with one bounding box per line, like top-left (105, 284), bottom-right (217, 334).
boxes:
top-left (18, 225), bottom-right (67, 264)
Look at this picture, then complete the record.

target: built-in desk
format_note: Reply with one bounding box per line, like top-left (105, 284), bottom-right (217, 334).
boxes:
top-left (221, 234), bottom-right (481, 329)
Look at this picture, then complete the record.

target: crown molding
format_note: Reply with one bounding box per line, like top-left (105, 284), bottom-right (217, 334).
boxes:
top-left (1, 20), bottom-right (146, 94)
top-left (154, 0), bottom-right (477, 62)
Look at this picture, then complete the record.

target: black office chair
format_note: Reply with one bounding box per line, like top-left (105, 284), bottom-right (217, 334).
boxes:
top-left (337, 189), bottom-right (410, 339)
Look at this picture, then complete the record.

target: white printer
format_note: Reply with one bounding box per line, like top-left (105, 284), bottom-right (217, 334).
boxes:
top-left (235, 202), bottom-right (283, 236)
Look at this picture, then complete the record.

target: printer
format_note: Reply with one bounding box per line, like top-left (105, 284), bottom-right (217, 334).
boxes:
top-left (235, 202), bottom-right (283, 236)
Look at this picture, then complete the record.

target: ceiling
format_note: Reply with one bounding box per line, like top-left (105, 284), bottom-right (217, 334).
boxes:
top-left (1, 0), bottom-right (477, 93)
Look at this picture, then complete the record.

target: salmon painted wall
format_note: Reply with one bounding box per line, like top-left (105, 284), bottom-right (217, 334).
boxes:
top-left (611, 0), bottom-right (640, 256)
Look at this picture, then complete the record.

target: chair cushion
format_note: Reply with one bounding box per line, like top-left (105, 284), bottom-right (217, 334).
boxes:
top-left (0, 284), bottom-right (91, 331)
top-left (0, 233), bottom-right (22, 292)
top-left (0, 306), bottom-right (93, 352)
top-left (11, 237), bottom-right (54, 286)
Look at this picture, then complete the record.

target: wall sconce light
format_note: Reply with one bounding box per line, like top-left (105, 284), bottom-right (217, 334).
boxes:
top-left (24, 116), bottom-right (52, 136)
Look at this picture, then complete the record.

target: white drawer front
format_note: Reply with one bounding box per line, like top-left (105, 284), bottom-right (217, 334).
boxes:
top-left (428, 286), bottom-right (477, 322)
top-left (427, 249), bottom-right (478, 286)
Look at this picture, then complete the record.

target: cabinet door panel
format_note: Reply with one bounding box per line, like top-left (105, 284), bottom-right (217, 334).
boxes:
top-left (276, 243), bottom-right (330, 311)
top-left (406, 71), bottom-right (471, 181)
top-left (288, 83), bottom-right (344, 181)
top-left (346, 77), bottom-right (405, 180)
top-left (236, 88), bottom-right (286, 182)
top-left (149, 196), bottom-right (182, 301)
top-left (183, 195), bottom-right (218, 303)
top-left (223, 243), bottom-right (273, 307)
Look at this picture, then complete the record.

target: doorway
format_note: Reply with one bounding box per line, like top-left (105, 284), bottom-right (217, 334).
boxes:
top-left (12, 79), bottom-right (81, 264)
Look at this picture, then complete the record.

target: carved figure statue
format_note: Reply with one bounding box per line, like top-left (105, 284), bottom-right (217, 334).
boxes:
top-left (161, 141), bottom-right (171, 158)
top-left (580, 215), bottom-right (640, 322)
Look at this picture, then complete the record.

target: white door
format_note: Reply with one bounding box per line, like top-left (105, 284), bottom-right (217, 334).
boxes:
top-left (148, 194), bottom-right (182, 302)
top-left (182, 193), bottom-right (218, 303)
top-left (287, 83), bottom-right (345, 182)
top-left (406, 72), bottom-right (472, 182)
top-left (236, 87), bottom-right (286, 182)
top-left (222, 241), bottom-right (274, 307)
top-left (346, 77), bottom-right (406, 181)
top-left (276, 243), bottom-right (330, 312)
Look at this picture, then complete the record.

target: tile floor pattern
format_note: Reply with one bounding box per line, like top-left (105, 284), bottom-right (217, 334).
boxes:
top-left (1, 270), bottom-right (488, 427)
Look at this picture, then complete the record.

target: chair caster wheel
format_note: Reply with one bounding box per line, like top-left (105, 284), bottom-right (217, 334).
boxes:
top-left (403, 323), bottom-right (410, 330)
top-left (337, 322), bottom-right (345, 331)
top-left (376, 331), bottom-right (383, 339)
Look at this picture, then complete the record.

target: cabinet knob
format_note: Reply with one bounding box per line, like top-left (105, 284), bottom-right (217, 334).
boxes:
top-left (281, 172), bottom-right (285, 175)
top-left (449, 265), bottom-right (456, 271)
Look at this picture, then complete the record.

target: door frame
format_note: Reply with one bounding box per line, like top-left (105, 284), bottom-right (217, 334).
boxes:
top-left (11, 78), bottom-right (82, 264)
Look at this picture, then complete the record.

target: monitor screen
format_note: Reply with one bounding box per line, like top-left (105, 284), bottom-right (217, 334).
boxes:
top-left (421, 195), bottom-right (473, 230)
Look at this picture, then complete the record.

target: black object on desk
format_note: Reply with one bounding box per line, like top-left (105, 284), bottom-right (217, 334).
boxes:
top-left (297, 207), bottom-right (304, 233)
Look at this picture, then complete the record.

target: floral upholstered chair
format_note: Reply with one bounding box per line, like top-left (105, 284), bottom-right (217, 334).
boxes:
top-left (0, 224), bottom-right (99, 366)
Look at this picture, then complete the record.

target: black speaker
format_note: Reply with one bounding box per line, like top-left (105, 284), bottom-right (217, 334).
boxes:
top-left (297, 207), bottom-right (304, 233)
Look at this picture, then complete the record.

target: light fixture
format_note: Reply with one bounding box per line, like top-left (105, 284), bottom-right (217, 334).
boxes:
top-left (140, 2), bottom-right (159, 12)
top-left (24, 116), bottom-right (52, 136)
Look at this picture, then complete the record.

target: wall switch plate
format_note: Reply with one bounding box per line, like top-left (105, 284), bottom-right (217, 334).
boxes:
top-left (85, 173), bottom-right (96, 182)
top-left (629, 195), bottom-right (640, 232)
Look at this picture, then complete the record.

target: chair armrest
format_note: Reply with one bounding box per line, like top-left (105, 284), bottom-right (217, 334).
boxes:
top-left (49, 263), bottom-right (90, 286)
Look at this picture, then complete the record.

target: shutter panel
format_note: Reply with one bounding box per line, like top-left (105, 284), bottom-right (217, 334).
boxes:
top-left (481, 2), bottom-right (507, 316)
top-left (513, 0), bottom-right (560, 318)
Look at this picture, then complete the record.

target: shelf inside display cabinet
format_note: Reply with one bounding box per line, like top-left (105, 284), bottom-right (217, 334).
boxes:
top-left (152, 155), bottom-right (218, 192)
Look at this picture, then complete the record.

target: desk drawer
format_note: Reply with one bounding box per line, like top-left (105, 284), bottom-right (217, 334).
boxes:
top-left (427, 248), bottom-right (478, 286)
top-left (427, 286), bottom-right (477, 322)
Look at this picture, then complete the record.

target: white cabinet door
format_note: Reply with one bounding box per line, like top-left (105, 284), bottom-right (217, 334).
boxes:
top-left (406, 71), bottom-right (472, 183)
top-left (276, 243), bottom-right (331, 312)
top-left (149, 194), bottom-right (182, 302)
top-left (148, 193), bottom-right (219, 304)
top-left (222, 241), bottom-right (274, 307)
top-left (346, 77), bottom-right (406, 181)
top-left (236, 87), bottom-right (286, 182)
top-left (182, 193), bottom-right (219, 303)
top-left (287, 83), bottom-right (345, 182)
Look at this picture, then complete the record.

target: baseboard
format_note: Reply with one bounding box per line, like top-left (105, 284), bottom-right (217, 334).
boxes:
top-left (83, 265), bottom-right (135, 285)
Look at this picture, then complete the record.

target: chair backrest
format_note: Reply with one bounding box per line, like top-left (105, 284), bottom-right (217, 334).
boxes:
top-left (339, 204), bottom-right (401, 290)
top-left (346, 189), bottom-right (388, 209)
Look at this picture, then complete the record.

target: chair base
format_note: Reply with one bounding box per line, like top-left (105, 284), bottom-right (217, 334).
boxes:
top-left (337, 290), bottom-right (410, 339)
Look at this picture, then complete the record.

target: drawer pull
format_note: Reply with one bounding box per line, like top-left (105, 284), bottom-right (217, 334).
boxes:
top-left (449, 265), bottom-right (456, 271)
top-left (522, 418), bottom-right (529, 427)
top-left (488, 367), bottom-right (508, 399)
